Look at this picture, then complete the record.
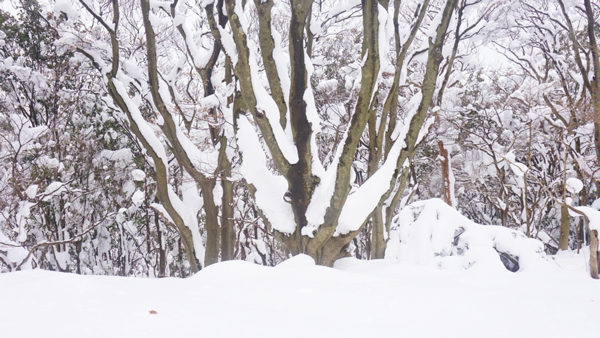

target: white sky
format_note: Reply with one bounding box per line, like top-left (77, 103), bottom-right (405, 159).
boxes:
top-left (0, 0), bottom-right (18, 15)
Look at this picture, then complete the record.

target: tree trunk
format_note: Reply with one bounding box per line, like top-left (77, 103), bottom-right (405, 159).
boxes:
top-left (201, 180), bottom-right (220, 267)
top-left (438, 140), bottom-right (452, 206)
top-left (590, 229), bottom-right (599, 279)
top-left (583, 0), bottom-right (600, 170)
top-left (155, 210), bottom-right (166, 277)
top-left (559, 204), bottom-right (570, 250)
top-left (287, 0), bottom-right (319, 253)
top-left (305, 0), bottom-right (382, 261)
top-left (309, 0), bottom-right (457, 265)
top-left (371, 205), bottom-right (386, 259)
top-left (214, 0), bottom-right (456, 266)
top-left (219, 136), bottom-right (235, 261)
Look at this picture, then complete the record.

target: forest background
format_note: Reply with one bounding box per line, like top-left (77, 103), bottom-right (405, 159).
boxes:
top-left (1, 0), bottom-right (599, 279)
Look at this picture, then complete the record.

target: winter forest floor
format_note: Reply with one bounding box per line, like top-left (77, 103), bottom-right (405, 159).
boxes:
top-left (0, 253), bottom-right (598, 338)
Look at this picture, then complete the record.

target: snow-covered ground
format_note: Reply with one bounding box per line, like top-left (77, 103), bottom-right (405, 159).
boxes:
top-left (0, 252), bottom-right (598, 338)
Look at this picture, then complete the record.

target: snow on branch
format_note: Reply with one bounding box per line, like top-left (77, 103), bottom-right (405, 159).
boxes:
top-left (334, 91), bottom-right (421, 235)
top-left (248, 41), bottom-right (299, 165)
top-left (237, 116), bottom-right (296, 234)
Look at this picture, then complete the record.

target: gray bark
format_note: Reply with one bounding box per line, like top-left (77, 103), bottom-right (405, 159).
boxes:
top-left (590, 229), bottom-right (599, 279)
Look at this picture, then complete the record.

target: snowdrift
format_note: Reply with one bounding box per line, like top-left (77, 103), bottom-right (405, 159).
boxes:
top-left (1, 254), bottom-right (598, 338)
top-left (386, 199), bottom-right (553, 272)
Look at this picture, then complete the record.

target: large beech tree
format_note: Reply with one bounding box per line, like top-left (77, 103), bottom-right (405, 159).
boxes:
top-left (61, 0), bottom-right (460, 268)
top-left (207, 0), bottom-right (459, 266)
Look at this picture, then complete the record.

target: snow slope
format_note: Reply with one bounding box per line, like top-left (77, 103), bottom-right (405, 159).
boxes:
top-left (0, 253), bottom-right (598, 338)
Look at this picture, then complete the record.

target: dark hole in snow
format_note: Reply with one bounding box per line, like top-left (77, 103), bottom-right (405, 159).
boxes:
top-left (453, 227), bottom-right (465, 246)
top-left (544, 243), bottom-right (558, 255)
top-left (496, 249), bottom-right (519, 272)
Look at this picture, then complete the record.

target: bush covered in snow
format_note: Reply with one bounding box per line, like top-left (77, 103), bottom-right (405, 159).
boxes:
top-left (386, 199), bottom-right (553, 272)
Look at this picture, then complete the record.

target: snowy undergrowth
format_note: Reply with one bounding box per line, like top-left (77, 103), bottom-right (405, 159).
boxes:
top-left (386, 199), bottom-right (552, 272)
top-left (0, 231), bottom-right (29, 269)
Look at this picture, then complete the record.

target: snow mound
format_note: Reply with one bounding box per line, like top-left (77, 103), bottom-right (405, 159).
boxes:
top-left (386, 199), bottom-right (553, 272)
top-left (275, 254), bottom-right (315, 269)
top-left (0, 255), bottom-right (598, 338)
top-left (192, 260), bottom-right (272, 282)
top-left (193, 255), bottom-right (360, 286)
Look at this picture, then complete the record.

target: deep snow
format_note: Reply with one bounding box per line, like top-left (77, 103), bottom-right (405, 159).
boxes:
top-left (0, 252), bottom-right (598, 338)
